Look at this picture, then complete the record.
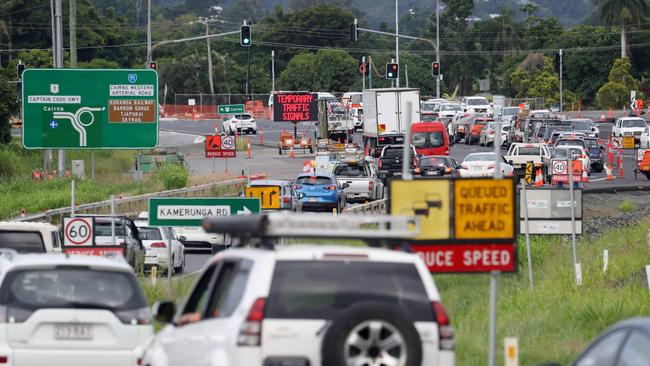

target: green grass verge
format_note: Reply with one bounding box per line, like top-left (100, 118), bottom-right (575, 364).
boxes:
top-left (438, 220), bottom-right (650, 365)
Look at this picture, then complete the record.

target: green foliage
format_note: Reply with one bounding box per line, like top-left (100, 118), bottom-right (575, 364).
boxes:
top-left (155, 164), bottom-right (189, 190)
top-left (278, 50), bottom-right (358, 92)
top-left (0, 71), bottom-right (17, 144)
top-left (510, 56), bottom-right (574, 107)
top-left (618, 199), bottom-right (636, 212)
top-left (596, 58), bottom-right (640, 108)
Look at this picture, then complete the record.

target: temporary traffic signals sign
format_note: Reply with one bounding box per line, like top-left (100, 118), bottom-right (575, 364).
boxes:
top-left (148, 197), bottom-right (261, 227)
top-left (22, 69), bottom-right (158, 149)
top-left (389, 177), bottom-right (517, 273)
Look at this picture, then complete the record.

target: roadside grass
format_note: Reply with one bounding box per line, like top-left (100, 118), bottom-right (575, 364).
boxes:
top-left (618, 199), bottom-right (636, 213)
top-left (437, 220), bottom-right (650, 365)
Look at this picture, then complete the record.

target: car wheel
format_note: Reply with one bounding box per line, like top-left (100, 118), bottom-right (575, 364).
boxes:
top-left (278, 146), bottom-right (283, 155)
top-left (321, 302), bottom-right (422, 366)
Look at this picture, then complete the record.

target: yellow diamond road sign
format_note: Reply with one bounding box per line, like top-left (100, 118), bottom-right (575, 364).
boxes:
top-left (390, 179), bottom-right (450, 240)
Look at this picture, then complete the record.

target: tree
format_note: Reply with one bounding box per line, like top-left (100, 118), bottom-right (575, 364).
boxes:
top-left (511, 55), bottom-right (576, 107)
top-left (278, 50), bottom-right (358, 92)
top-left (0, 70), bottom-right (18, 144)
top-left (597, 0), bottom-right (649, 58)
top-left (596, 58), bottom-right (640, 108)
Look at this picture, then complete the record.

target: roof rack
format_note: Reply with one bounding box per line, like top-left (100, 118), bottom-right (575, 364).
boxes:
top-left (202, 213), bottom-right (420, 249)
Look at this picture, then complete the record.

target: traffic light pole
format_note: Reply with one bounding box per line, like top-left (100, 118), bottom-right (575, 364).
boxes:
top-left (145, 30), bottom-right (240, 67)
top-left (435, 0), bottom-right (440, 98)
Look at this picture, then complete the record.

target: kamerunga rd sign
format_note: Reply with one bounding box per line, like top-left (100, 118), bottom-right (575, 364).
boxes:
top-left (22, 69), bottom-right (159, 149)
top-left (148, 197), bottom-right (261, 227)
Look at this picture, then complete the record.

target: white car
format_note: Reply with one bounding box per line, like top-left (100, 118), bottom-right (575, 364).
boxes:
top-left (0, 251), bottom-right (153, 366)
top-left (461, 96), bottom-right (493, 116)
top-left (641, 126), bottom-right (650, 149)
top-left (144, 244), bottom-right (455, 366)
top-left (612, 117), bottom-right (647, 141)
top-left (435, 102), bottom-right (462, 119)
top-left (0, 221), bottom-right (62, 253)
top-left (134, 221), bottom-right (185, 274)
top-left (459, 152), bottom-right (515, 177)
top-left (222, 113), bottom-right (257, 135)
top-left (173, 226), bottom-right (227, 254)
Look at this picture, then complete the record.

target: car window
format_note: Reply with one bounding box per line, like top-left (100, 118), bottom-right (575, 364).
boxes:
top-left (464, 153), bottom-right (495, 162)
top-left (178, 263), bottom-right (218, 324)
top-left (0, 231), bottom-right (46, 253)
top-left (622, 119), bottom-right (646, 128)
top-left (205, 259), bottom-right (252, 319)
top-left (382, 147), bottom-right (404, 158)
top-left (138, 227), bottom-right (163, 240)
top-left (334, 164), bottom-right (368, 177)
top-left (575, 330), bottom-right (627, 366)
top-left (557, 140), bottom-right (586, 148)
top-left (95, 221), bottom-right (126, 237)
top-left (295, 176), bottom-right (334, 185)
top-left (584, 139), bottom-right (599, 149)
top-left (51, 232), bottom-right (60, 248)
top-left (412, 132), bottom-right (444, 148)
top-left (266, 261), bottom-right (433, 322)
top-left (517, 147), bottom-right (540, 155)
top-left (617, 331), bottom-right (650, 366)
top-left (467, 99), bottom-right (488, 106)
top-left (420, 157), bottom-right (450, 167)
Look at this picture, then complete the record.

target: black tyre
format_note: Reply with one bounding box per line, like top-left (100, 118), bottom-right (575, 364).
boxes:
top-left (278, 147), bottom-right (283, 155)
top-left (321, 302), bottom-right (422, 366)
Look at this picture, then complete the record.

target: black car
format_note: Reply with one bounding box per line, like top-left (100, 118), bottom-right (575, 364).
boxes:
top-left (414, 155), bottom-right (460, 177)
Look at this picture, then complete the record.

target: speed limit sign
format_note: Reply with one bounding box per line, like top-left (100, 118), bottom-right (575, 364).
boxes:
top-left (63, 217), bottom-right (94, 246)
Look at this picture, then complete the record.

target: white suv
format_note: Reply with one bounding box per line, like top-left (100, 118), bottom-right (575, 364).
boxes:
top-left (0, 251), bottom-right (153, 365)
top-left (0, 221), bottom-right (63, 253)
top-left (222, 113), bottom-right (257, 135)
top-left (144, 245), bottom-right (455, 366)
top-left (461, 96), bottom-right (492, 116)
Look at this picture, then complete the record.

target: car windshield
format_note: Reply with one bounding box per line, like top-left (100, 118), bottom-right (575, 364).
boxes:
top-left (441, 104), bottom-right (461, 111)
top-left (467, 98), bottom-right (488, 106)
top-left (464, 153), bottom-right (495, 162)
top-left (421, 103), bottom-right (436, 112)
top-left (0, 269), bottom-right (146, 312)
top-left (556, 139), bottom-right (586, 148)
top-left (137, 227), bottom-right (162, 240)
top-left (546, 126), bottom-right (570, 138)
top-left (412, 131), bottom-right (444, 148)
top-left (333, 164), bottom-right (368, 177)
top-left (295, 176), bottom-right (334, 185)
top-left (236, 114), bottom-right (252, 120)
top-left (571, 121), bottom-right (592, 131)
top-left (552, 149), bottom-right (569, 158)
top-left (622, 119), bottom-right (646, 128)
top-left (0, 231), bottom-right (45, 253)
top-left (420, 157), bottom-right (450, 167)
top-left (383, 147), bottom-right (404, 158)
top-left (517, 147), bottom-right (541, 155)
top-left (584, 139), bottom-right (599, 148)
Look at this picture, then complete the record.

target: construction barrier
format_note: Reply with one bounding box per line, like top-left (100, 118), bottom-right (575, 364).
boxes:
top-left (161, 105), bottom-right (272, 120)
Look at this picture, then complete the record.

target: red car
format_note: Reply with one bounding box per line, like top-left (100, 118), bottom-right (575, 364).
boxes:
top-left (411, 122), bottom-right (450, 156)
top-left (466, 118), bottom-right (492, 145)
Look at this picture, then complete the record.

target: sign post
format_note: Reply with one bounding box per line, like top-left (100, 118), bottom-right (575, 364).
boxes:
top-left (22, 69), bottom-right (158, 149)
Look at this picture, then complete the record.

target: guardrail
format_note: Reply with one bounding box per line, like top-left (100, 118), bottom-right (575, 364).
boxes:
top-left (12, 178), bottom-right (247, 224)
top-left (342, 199), bottom-right (388, 214)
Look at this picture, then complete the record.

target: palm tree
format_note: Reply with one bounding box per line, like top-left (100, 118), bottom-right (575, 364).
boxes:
top-left (598, 0), bottom-right (649, 58)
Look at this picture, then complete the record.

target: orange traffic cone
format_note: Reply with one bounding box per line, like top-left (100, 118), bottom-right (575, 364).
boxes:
top-left (364, 144), bottom-right (369, 157)
top-left (534, 165), bottom-right (544, 187)
top-left (605, 164), bottom-right (615, 180)
top-left (581, 166), bottom-right (589, 183)
top-left (609, 107), bottom-right (613, 119)
top-left (289, 145), bottom-right (295, 158)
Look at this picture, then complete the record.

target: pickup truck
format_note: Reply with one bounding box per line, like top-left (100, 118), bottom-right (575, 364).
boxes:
top-left (504, 143), bottom-right (551, 177)
top-left (377, 144), bottom-right (418, 181)
top-left (332, 157), bottom-right (383, 203)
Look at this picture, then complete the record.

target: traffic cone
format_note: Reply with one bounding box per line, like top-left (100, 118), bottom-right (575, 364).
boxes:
top-left (192, 107), bottom-right (199, 120)
top-left (609, 107), bottom-right (613, 119)
top-left (289, 145), bottom-right (295, 158)
top-left (582, 166), bottom-right (589, 183)
top-left (534, 165), bottom-right (544, 187)
top-left (364, 144), bottom-right (369, 157)
top-left (605, 164), bottom-right (615, 180)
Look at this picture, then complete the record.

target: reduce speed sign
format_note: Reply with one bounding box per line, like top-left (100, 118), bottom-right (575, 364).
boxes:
top-left (63, 217), bottom-right (94, 246)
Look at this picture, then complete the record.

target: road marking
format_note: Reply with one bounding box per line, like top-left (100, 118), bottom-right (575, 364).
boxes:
top-left (590, 178), bottom-right (607, 182)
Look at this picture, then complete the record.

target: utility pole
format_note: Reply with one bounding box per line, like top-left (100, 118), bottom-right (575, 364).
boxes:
top-left (54, 0), bottom-right (64, 177)
top-left (271, 50), bottom-right (275, 94)
top-left (405, 64), bottom-right (409, 88)
top-left (435, 0), bottom-right (440, 98)
top-left (395, 0), bottom-right (400, 88)
top-left (206, 21), bottom-right (215, 95)
top-left (362, 55), bottom-right (366, 91)
top-left (146, 0), bottom-right (152, 64)
top-left (368, 55), bottom-right (373, 89)
top-left (559, 48), bottom-right (563, 112)
top-left (70, 0), bottom-right (77, 67)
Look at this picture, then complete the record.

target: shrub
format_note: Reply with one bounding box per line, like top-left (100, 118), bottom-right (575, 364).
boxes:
top-left (155, 164), bottom-right (189, 190)
top-left (0, 150), bottom-right (23, 180)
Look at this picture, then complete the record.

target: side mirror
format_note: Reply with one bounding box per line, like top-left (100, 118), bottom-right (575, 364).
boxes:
top-left (509, 160), bottom-right (514, 165)
top-left (178, 235), bottom-right (187, 242)
top-left (152, 301), bottom-right (176, 324)
top-left (342, 183), bottom-right (350, 189)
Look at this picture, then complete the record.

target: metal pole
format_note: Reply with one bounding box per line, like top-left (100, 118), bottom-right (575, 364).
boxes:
top-left (368, 56), bottom-right (373, 89)
top-left (206, 21), bottom-right (215, 95)
top-left (435, 0), bottom-right (440, 98)
top-left (69, 0), bottom-right (77, 67)
top-left (50, 0), bottom-right (56, 67)
top-left (71, 180), bottom-right (76, 217)
top-left (521, 180), bottom-right (534, 290)
top-left (246, 46), bottom-right (251, 97)
top-left (362, 55), bottom-right (366, 91)
top-left (167, 227), bottom-right (173, 296)
top-left (55, 0), bottom-right (64, 177)
top-left (271, 50), bottom-right (275, 94)
top-left (560, 48), bottom-right (564, 112)
top-left (569, 159), bottom-right (578, 284)
top-left (487, 271), bottom-right (498, 366)
top-left (402, 102), bottom-right (412, 179)
top-left (146, 0), bottom-right (152, 64)
top-left (395, 0), bottom-right (399, 88)
top-left (494, 122), bottom-right (502, 179)
top-left (111, 194), bottom-right (116, 246)
top-left (405, 64), bottom-right (409, 88)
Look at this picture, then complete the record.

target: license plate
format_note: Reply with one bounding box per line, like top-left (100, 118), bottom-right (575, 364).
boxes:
top-left (393, 172), bottom-right (402, 176)
top-left (426, 171), bottom-right (441, 176)
top-left (54, 324), bottom-right (93, 340)
top-left (307, 198), bottom-right (318, 202)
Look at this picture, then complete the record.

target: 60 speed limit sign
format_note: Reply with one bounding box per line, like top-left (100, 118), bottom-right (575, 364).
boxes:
top-left (63, 217), bottom-right (94, 246)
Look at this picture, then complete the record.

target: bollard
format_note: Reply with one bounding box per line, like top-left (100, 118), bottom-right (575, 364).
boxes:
top-left (247, 143), bottom-right (251, 159)
top-left (151, 266), bottom-right (158, 285)
top-left (619, 152), bottom-right (624, 178)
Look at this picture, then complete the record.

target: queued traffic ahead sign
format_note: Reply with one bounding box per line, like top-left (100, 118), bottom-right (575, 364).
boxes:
top-left (22, 69), bottom-right (158, 149)
top-left (148, 197), bottom-right (260, 227)
top-left (390, 177), bottom-right (517, 273)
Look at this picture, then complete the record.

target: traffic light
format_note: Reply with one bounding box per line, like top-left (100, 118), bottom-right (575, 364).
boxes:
top-left (148, 61), bottom-right (157, 70)
top-left (432, 62), bottom-right (440, 77)
top-left (17, 63), bottom-right (25, 80)
top-left (386, 63), bottom-right (398, 79)
top-left (240, 25), bottom-right (251, 47)
top-left (350, 23), bottom-right (358, 42)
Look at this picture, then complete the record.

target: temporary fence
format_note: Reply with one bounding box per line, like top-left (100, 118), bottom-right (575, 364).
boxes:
top-left (162, 93), bottom-right (271, 120)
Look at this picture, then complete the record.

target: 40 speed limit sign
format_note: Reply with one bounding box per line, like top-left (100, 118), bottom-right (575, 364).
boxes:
top-left (63, 217), bottom-right (94, 246)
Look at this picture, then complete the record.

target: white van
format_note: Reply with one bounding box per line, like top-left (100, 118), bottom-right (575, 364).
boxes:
top-left (0, 222), bottom-right (63, 253)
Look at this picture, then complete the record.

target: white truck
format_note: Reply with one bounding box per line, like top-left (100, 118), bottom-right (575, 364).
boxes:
top-left (327, 103), bottom-right (355, 143)
top-left (363, 88), bottom-right (420, 157)
top-left (504, 142), bottom-right (552, 177)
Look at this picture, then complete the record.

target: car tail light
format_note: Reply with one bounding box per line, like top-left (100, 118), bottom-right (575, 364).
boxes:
top-left (489, 129), bottom-right (495, 134)
top-left (238, 298), bottom-right (266, 346)
top-left (368, 180), bottom-right (374, 191)
top-left (378, 160), bottom-right (383, 169)
top-left (444, 167), bottom-right (452, 174)
top-left (412, 157), bottom-right (418, 166)
top-left (283, 196), bottom-right (291, 204)
top-left (292, 185), bottom-right (302, 190)
top-left (487, 164), bottom-right (495, 169)
top-left (115, 307), bottom-right (152, 325)
top-left (150, 242), bottom-right (166, 248)
top-left (414, 168), bottom-right (421, 174)
top-left (324, 185), bottom-right (337, 190)
top-left (0, 356), bottom-right (7, 364)
top-left (433, 302), bottom-right (455, 350)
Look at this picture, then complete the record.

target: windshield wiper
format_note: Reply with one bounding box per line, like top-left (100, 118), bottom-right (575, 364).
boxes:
top-left (66, 301), bottom-right (113, 310)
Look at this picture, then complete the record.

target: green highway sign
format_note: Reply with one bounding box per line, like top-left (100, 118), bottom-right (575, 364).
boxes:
top-left (22, 69), bottom-right (158, 149)
top-left (148, 197), bottom-right (261, 227)
top-left (218, 104), bottom-right (245, 114)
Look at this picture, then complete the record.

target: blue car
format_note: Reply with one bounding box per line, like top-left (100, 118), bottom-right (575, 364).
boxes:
top-left (293, 173), bottom-right (347, 212)
top-left (584, 137), bottom-right (604, 172)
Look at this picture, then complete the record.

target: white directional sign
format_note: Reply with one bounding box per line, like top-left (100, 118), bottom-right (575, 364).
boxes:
top-left (63, 217), bottom-right (94, 246)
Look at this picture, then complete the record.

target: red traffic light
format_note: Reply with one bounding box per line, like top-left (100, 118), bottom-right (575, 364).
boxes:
top-left (432, 62), bottom-right (440, 76)
top-left (149, 62), bottom-right (157, 70)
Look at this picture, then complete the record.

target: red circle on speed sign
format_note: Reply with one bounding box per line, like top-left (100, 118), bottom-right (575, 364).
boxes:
top-left (359, 63), bottom-right (367, 75)
top-left (65, 218), bottom-right (93, 245)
